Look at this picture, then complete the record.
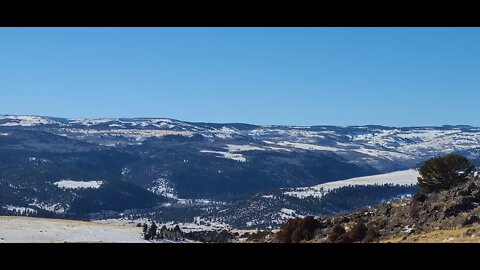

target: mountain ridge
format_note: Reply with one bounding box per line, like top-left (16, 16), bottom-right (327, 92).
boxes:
top-left (1, 114), bottom-right (479, 129)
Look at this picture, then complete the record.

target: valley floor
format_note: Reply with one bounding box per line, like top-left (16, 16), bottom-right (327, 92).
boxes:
top-left (0, 216), bottom-right (148, 243)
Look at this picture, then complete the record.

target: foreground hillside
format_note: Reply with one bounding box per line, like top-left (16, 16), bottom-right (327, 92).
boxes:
top-left (268, 169), bottom-right (480, 243)
top-left (0, 216), bottom-right (147, 243)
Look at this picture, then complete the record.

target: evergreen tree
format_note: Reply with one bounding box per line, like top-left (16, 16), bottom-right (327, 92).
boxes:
top-left (417, 154), bottom-right (476, 193)
top-left (160, 225), bottom-right (167, 239)
top-left (173, 224), bottom-right (182, 240)
top-left (147, 221), bottom-right (157, 240)
top-left (143, 223), bottom-right (148, 237)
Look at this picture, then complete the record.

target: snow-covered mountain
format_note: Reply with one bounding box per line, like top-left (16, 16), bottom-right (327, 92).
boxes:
top-left (2, 115), bottom-right (480, 170)
top-left (1, 115), bottom-right (479, 229)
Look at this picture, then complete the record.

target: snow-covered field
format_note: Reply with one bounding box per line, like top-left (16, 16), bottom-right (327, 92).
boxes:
top-left (54, 180), bottom-right (103, 189)
top-left (0, 216), bottom-right (148, 243)
top-left (284, 169), bottom-right (419, 198)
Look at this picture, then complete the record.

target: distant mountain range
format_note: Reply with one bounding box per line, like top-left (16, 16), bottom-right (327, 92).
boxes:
top-left (1, 115), bottom-right (480, 228)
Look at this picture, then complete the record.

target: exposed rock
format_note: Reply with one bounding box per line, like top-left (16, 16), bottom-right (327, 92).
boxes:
top-left (300, 178), bottom-right (480, 243)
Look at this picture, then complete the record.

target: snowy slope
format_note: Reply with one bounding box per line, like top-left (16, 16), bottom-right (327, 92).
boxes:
top-left (54, 180), bottom-right (103, 189)
top-left (0, 216), bottom-right (148, 243)
top-left (3, 115), bottom-right (480, 167)
top-left (0, 115), bottom-right (60, 126)
top-left (284, 169), bottom-right (419, 198)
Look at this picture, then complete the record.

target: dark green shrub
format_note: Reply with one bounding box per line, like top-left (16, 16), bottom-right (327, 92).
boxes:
top-left (417, 154), bottom-right (476, 193)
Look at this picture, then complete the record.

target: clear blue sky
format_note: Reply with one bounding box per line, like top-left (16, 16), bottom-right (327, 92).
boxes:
top-left (1, 27), bottom-right (479, 126)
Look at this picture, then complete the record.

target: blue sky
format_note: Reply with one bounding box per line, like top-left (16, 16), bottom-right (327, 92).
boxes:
top-left (1, 27), bottom-right (479, 126)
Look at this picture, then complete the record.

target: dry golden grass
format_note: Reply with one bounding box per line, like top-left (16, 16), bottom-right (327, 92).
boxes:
top-left (381, 224), bottom-right (480, 243)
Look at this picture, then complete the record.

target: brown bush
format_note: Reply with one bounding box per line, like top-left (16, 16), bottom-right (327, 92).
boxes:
top-left (247, 230), bottom-right (272, 242)
top-left (276, 216), bottom-right (322, 243)
top-left (328, 224), bottom-right (346, 243)
top-left (409, 203), bottom-right (421, 219)
top-left (412, 192), bottom-right (427, 203)
top-left (348, 221), bottom-right (367, 242)
top-left (334, 232), bottom-right (353, 243)
top-left (362, 224), bottom-right (379, 243)
top-left (329, 221), bottom-right (377, 243)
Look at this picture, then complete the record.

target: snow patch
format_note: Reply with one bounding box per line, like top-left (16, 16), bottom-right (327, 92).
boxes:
top-left (54, 180), bottom-right (103, 189)
top-left (200, 150), bottom-right (246, 162)
top-left (121, 167), bottom-right (130, 175)
top-left (4, 205), bottom-right (36, 214)
top-left (276, 141), bottom-right (340, 152)
top-left (212, 127), bottom-right (238, 139)
top-left (442, 237), bottom-right (455, 243)
top-left (29, 202), bottom-right (65, 213)
top-left (402, 225), bottom-right (415, 234)
top-left (160, 218), bottom-right (231, 233)
top-left (226, 144), bottom-right (265, 152)
top-left (148, 178), bottom-right (177, 199)
top-left (278, 208), bottom-right (304, 220)
top-left (265, 146), bottom-right (291, 152)
top-left (285, 169), bottom-right (419, 198)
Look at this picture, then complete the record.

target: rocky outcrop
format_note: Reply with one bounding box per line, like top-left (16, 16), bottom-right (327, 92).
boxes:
top-left (295, 177), bottom-right (480, 243)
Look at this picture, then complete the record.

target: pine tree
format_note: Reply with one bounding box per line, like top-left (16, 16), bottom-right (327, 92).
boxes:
top-left (143, 223), bottom-right (149, 239)
top-left (417, 154), bottom-right (476, 193)
top-left (147, 221), bottom-right (157, 240)
top-left (160, 225), bottom-right (167, 239)
top-left (173, 224), bottom-right (182, 240)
